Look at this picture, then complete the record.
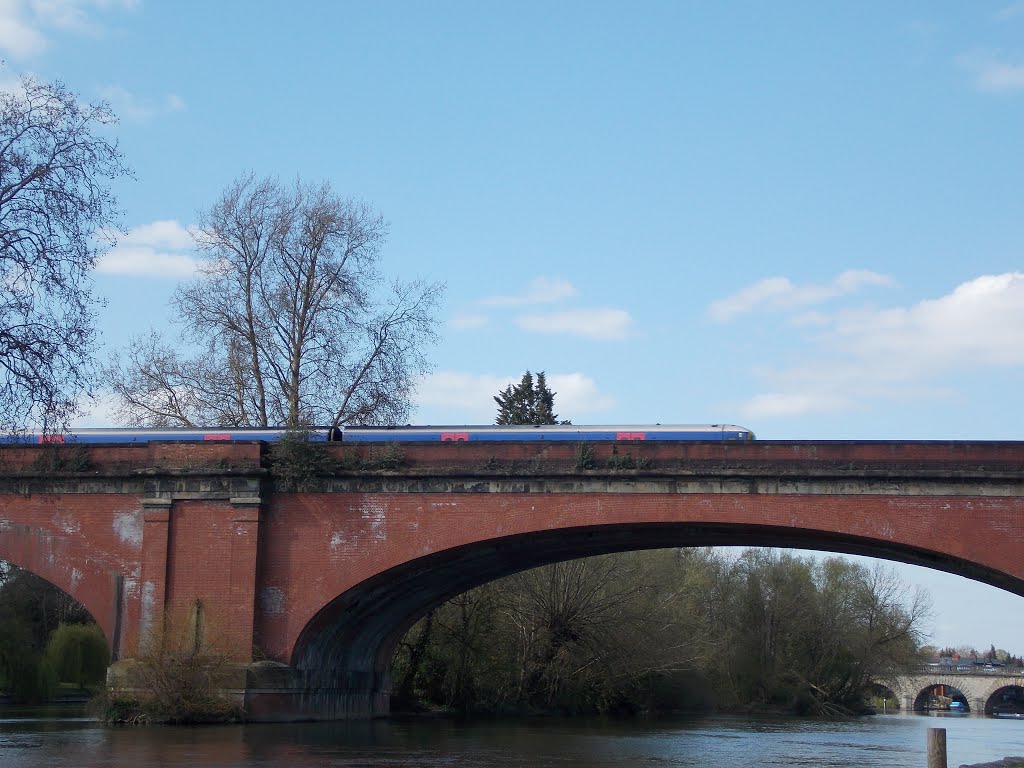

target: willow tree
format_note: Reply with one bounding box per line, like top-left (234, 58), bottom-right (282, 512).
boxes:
top-left (105, 174), bottom-right (442, 429)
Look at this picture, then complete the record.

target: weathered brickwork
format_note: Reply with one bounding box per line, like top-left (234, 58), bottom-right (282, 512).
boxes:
top-left (258, 491), bottom-right (1024, 665)
top-left (0, 439), bottom-right (1021, 719)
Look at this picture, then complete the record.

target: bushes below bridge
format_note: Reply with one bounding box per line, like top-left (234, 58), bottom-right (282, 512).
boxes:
top-left (0, 564), bottom-right (107, 703)
top-left (96, 600), bottom-right (243, 724)
top-left (392, 548), bottom-right (930, 717)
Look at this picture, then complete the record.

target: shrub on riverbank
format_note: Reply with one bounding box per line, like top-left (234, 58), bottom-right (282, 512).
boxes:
top-left (97, 601), bottom-right (243, 724)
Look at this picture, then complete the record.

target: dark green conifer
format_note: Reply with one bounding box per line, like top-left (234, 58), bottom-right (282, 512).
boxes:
top-left (494, 370), bottom-right (560, 425)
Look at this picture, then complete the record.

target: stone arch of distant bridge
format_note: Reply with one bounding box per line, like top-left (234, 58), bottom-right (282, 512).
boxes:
top-left (878, 673), bottom-right (1024, 714)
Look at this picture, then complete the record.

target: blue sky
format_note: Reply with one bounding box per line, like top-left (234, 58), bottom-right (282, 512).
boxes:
top-left (2, 0), bottom-right (1023, 652)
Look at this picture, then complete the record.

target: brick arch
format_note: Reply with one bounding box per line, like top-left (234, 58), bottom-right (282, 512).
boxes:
top-left (3, 439), bottom-right (1023, 720)
top-left (286, 516), bottom-right (1024, 696)
top-left (0, 522), bottom-right (121, 653)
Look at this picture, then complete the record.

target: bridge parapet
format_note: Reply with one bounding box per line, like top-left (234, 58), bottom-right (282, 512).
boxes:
top-left (330, 439), bottom-right (1024, 481)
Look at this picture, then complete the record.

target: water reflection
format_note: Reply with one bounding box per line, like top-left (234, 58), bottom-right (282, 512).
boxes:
top-left (2, 710), bottom-right (1024, 768)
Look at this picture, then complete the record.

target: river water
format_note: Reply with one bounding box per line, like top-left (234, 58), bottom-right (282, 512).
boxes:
top-left (2, 709), bottom-right (1023, 767)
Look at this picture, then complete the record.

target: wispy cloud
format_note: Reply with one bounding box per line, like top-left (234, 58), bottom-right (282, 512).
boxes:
top-left (97, 220), bottom-right (201, 277)
top-left (480, 277), bottom-right (577, 306)
top-left (737, 272), bottom-right (1024, 418)
top-left (0, 0), bottom-right (47, 56)
top-left (97, 84), bottom-right (186, 122)
top-left (0, 0), bottom-right (136, 59)
top-left (448, 312), bottom-right (488, 330)
top-left (413, 371), bottom-right (615, 422)
top-left (456, 277), bottom-right (632, 341)
top-left (517, 308), bottom-right (634, 340)
top-left (957, 49), bottom-right (1024, 93)
top-left (995, 2), bottom-right (1024, 21)
top-left (708, 270), bottom-right (893, 322)
top-left (72, 389), bottom-right (121, 427)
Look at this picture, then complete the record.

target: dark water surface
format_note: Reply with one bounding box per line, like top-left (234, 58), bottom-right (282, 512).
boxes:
top-left (2, 709), bottom-right (1024, 767)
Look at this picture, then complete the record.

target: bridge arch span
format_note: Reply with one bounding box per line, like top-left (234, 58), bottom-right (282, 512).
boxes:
top-left (985, 684), bottom-right (1024, 716)
top-left (0, 510), bottom-right (125, 654)
top-left (282, 504), bottom-right (1024, 708)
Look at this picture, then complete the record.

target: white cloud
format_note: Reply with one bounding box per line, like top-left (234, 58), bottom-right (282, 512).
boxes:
top-left (737, 272), bottom-right (1024, 418)
top-left (118, 219), bottom-right (197, 250)
top-left (413, 372), bottom-right (512, 422)
top-left (448, 312), bottom-right (488, 330)
top-left (31, 0), bottom-right (93, 31)
top-left (517, 308), bottom-right (633, 340)
top-left (0, 0), bottom-right (135, 59)
top-left (413, 371), bottom-right (615, 423)
top-left (72, 389), bottom-right (121, 427)
top-left (0, 70), bottom-right (27, 95)
top-left (957, 49), bottom-right (1024, 93)
top-left (709, 270), bottom-right (893, 322)
top-left (97, 220), bottom-right (201, 277)
top-left (0, 0), bottom-right (47, 56)
top-left (741, 392), bottom-right (857, 419)
top-left (546, 372), bottom-right (616, 416)
top-left (833, 273), bottom-right (1024, 371)
top-left (98, 84), bottom-right (187, 122)
top-left (480, 277), bottom-right (577, 306)
top-left (165, 93), bottom-right (186, 112)
top-left (465, 277), bottom-right (633, 341)
top-left (995, 2), bottom-right (1024, 20)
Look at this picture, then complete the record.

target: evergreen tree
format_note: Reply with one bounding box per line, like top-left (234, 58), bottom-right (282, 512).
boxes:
top-left (493, 371), bottom-right (562, 425)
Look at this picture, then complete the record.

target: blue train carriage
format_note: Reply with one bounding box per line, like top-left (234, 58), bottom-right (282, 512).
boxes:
top-left (2, 425), bottom-right (755, 444)
top-left (2, 427), bottom-right (339, 444)
top-left (341, 425), bottom-right (756, 442)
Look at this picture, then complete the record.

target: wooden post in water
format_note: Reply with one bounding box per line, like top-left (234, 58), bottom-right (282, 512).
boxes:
top-left (927, 727), bottom-right (947, 768)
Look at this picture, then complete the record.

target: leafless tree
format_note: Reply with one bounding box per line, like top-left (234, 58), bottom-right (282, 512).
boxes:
top-left (104, 174), bottom-right (442, 429)
top-left (0, 76), bottom-right (128, 432)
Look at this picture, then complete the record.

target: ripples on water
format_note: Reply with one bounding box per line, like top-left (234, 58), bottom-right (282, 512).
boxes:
top-left (2, 710), bottom-right (1024, 767)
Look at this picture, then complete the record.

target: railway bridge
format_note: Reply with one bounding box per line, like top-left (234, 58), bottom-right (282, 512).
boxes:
top-left (0, 438), bottom-right (1021, 720)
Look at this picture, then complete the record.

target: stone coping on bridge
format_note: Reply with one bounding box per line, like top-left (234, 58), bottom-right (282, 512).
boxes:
top-left (1, 439), bottom-right (1023, 475)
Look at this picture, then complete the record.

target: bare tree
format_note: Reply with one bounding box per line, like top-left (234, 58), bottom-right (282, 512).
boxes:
top-left (0, 76), bottom-right (129, 432)
top-left (104, 174), bottom-right (442, 429)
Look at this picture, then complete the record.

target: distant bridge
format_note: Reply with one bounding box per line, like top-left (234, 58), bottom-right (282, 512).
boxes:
top-left (880, 669), bottom-right (1024, 714)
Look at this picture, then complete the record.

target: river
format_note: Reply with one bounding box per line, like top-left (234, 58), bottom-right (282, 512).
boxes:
top-left (2, 709), bottom-right (1023, 767)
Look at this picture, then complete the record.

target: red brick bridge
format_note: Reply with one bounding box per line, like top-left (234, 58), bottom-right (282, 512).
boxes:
top-left (0, 439), bottom-right (1021, 720)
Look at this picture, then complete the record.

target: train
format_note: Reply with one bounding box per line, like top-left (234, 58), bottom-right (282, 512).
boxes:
top-left (5, 424), bottom-right (755, 444)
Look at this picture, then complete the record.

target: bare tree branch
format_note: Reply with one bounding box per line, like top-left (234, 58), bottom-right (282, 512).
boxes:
top-left (0, 77), bottom-right (129, 432)
top-left (105, 175), bottom-right (442, 428)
